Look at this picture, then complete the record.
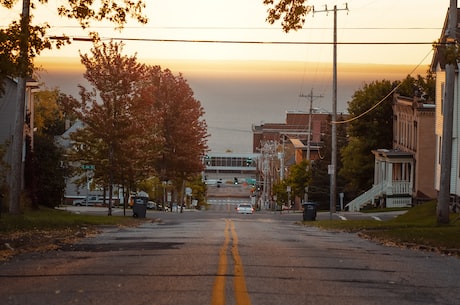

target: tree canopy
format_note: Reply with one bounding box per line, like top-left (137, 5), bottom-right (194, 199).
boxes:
top-left (263, 0), bottom-right (312, 32)
top-left (24, 88), bottom-right (68, 209)
top-left (63, 41), bottom-right (208, 209)
top-left (2, 0), bottom-right (148, 214)
top-left (339, 74), bottom-right (435, 198)
top-left (0, 0), bottom-right (147, 89)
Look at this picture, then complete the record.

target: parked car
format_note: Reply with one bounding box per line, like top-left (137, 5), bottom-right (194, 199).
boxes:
top-left (147, 201), bottom-right (157, 209)
top-left (236, 204), bottom-right (254, 214)
top-left (72, 196), bottom-right (104, 206)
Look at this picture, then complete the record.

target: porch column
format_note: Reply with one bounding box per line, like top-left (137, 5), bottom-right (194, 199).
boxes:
top-left (374, 159), bottom-right (380, 185)
top-left (386, 161), bottom-right (393, 195)
top-left (409, 159), bottom-right (414, 192)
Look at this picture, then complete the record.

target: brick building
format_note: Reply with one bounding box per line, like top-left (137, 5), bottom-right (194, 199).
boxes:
top-left (252, 109), bottom-right (331, 164)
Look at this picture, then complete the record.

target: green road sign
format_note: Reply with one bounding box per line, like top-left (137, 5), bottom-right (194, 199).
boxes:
top-left (82, 165), bottom-right (95, 170)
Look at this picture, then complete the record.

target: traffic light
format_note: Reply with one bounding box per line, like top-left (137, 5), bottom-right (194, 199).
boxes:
top-left (246, 158), bottom-right (252, 166)
top-left (234, 177), bottom-right (238, 184)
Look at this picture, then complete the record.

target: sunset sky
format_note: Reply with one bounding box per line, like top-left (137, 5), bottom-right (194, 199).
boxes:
top-left (1, 0), bottom-right (447, 65)
top-left (1, 0), bottom-right (450, 152)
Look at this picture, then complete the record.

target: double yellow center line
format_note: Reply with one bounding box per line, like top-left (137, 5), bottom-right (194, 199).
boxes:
top-left (211, 219), bottom-right (252, 305)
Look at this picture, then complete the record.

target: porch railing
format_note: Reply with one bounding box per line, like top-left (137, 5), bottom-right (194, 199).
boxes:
top-left (345, 180), bottom-right (411, 212)
top-left (389, 181), bottom-right (411, 195)
top-left (345, 184), bottom-right (382, 212)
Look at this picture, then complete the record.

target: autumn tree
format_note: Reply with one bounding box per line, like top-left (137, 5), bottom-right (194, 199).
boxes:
top-left (2, 0), bottom-right (147, 214)
top-left (0, 0), bottom-right (147, 81)
top-left (143, 66), bottom-right (208, 196)
top-left (263, 0), bottom-right (312, 32)
top-left (64, 41), bottom-right (161, 215)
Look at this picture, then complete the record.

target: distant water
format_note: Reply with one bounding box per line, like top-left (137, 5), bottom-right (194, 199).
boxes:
top-left (37, 58), bottom-right (429, 153)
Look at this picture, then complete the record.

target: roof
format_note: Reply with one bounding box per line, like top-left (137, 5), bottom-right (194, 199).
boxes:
top-left (289, 138), bottom-right (305, 149)
top-left (431, 8), bottom-right (460, 71)
top-left (55, 120), bottom-right (85, 148)
top-left (372, 149), bottom-right (413, 159)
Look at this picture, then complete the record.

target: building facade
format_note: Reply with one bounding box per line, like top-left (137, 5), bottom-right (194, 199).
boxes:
top-left (393, 94), bottom-right (436, 201)
top-left (252, 109), bottom-right (331, 164)
top-left (431, 8), bottom-right (460, 211)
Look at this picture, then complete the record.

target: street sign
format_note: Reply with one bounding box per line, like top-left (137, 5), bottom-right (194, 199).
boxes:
top-left (82, 165), bottom-right (95, 170)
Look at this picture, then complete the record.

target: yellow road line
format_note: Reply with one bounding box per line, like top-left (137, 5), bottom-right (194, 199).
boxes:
top-left (230, 221), bottom-right (252, 305)
top-left (211, 219), bottom-right (230, 305)
top-left (211, 219), bottom-right (252, 305)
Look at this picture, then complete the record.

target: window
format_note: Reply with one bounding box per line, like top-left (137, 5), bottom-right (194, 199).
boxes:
top-left (438, 136), bottom-right (442, 165)
top-left (441, 82), bottom-right (445, 115)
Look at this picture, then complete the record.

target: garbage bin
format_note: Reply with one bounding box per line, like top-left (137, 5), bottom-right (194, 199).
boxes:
top-left (132, 197), bottom-right (147, 218)
top-left (302, 202), bottom-right (317, 221)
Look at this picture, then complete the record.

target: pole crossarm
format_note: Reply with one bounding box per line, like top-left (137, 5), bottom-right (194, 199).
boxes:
top-left (312, 3), bottom-right (349, 15)
top-left (299, 89), bottom-right (324, 161)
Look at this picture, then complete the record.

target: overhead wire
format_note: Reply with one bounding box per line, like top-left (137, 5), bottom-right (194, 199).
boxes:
top-left (52, 36), bottom-right (439, 45)
top-left (332, 48), bottom-right (434, 125)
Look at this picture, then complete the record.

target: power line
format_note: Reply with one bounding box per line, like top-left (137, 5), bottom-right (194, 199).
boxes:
top-left (49, 35), bottom-right (440, 45)
top-left (42, 25), bottom-right (442, 30)
top-left (333, 48), bottom-right (434, 125)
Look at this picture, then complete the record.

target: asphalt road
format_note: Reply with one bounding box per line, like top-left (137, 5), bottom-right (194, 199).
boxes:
top-left (1, 208), bottom-right (459, 305)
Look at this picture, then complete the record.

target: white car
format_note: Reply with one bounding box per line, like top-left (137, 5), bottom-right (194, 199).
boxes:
top-left (236, 204), bottom-right (254, 214)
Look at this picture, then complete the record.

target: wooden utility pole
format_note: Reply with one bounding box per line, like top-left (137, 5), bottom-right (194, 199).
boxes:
top-left (438, 0), bottom-right (457, 224)
top-left (9, 0), bottom-right (30, 214)
top-left (312, 4), bottom-right (348, 218)
top-left (299, 89), bottom-right (323, 160)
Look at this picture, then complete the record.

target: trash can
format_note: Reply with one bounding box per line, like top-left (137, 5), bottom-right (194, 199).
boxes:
top-left (302, 202), bottom-right (317, 221)
top-left (132, 197), bottom-right (147, 218)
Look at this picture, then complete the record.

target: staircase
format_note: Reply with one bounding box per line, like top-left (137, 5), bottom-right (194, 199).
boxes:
top-left (345, 184), bottom-right (382, 212)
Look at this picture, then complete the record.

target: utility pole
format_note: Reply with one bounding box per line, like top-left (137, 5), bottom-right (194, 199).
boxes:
top-left (9, 0), bottom-right (31, 214)
top-left (313, 4), bottom-right (348, 219)
top-left (299, 89), bottom-right (323, 160)
top-left (438, 0), bottom-right (457, 224)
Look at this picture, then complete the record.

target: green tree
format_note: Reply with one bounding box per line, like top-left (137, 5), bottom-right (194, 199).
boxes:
top-left (396, 73), bottom-right (436, 101)
top-left (309, 114), bottom-right (348, 209)
top-left (339, 80), bottom-right (394, 198)
top-left (272, 180), bottom-right (289, 208)
top-left (187, 175), bottom-right (207, 210)
top-left (24, 89), bottom-right (68, 208)
top-left (0, 143), bottom-right (9, 213)
top-left (25, 134), bottom-right (67, 208)
top-left (339, 74), bottom-right (435, 199)
top-left (286, 159), bottom-right (311, 203)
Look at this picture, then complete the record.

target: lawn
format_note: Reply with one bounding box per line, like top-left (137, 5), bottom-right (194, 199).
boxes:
top-left (308, 201), bottom-right (460, 255)
top-left (0, 207), bottom-right (143, 261)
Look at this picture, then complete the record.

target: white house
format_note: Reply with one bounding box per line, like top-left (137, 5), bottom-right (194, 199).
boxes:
top-left (431, 8), bottom-right (460, 212)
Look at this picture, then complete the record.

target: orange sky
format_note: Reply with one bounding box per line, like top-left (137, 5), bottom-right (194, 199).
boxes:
top-left (35, 55), bottom-right (432, 153)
